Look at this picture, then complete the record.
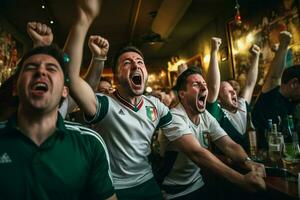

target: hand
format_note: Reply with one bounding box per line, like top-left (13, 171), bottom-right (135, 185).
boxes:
top-left (250, 44), bottom-right (261, 57)
top-left (241, 171), bottom-right (266, 193)
top-left (211, 37), bottom-right (222, 52)
top-left (77, 0), bottom-right (102, 24)
top-left (279, 31), bottom-right (292, 49)
top-left (245, 160), bottom-right (266, 178)
top-left (88, 35), bottom-right (109, 57)
top-left (27, 21), bottom-right (53, 47)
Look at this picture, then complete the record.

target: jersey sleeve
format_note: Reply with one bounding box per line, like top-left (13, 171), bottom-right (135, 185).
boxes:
top-left (86, 134), bottom-right (115, 199)
top-left (154, 97), bottom-right (173, 128)
top-left (204, 111), bottom-right (227, 142)
top-left (84, 94), bottom-right (109, 124)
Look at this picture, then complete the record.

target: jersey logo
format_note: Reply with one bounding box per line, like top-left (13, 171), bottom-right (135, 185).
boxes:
top-left (146, 106), bottom-right (158, 121)
top-left (0, 153), bottom-right (12, 164)
top-left (118, 109), bottom-right (125, 115)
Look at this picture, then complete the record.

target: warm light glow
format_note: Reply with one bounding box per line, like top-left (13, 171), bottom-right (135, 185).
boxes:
top-left (146, 86), bottom-right (153, 93)
top-left (246, 33), bottom-right (254, 43)
top-left (41, 5), bottom-right (45, 9)
top-left (236, 39), bottom-right (245, 51)
top-left (50, 20), bottom-right (54, 24)
top-left (148, 74), bottom-right (155, 82)
top-left (168, 59), bottom-right (186, 72)
top-left (160, 70), bottom-right (166, 77)
top-left (203, 54), bottom-right (210, 64)
top-left (232, 48), bottom-right (238, 55)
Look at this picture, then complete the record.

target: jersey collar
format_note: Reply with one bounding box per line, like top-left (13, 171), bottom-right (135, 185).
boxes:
top-left (4, 112), bottom-right (68, 136)
top-left (114, 90), bottom-right (144, 112)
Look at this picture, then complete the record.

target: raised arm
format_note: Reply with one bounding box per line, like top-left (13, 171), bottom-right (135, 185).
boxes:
top-left (27, 21), bottom-right (53, 47)
top-left (171, 134), bottom-right (266, 192)
top-left (84, 35), bottom-right (109, 91)
top-left (63, 0), bottom-right (102, 117)
top-left (261, 31), bottom-right (292, 93)
top-left (207, 37), bottom-right (222, 103)
top-left (240, 45), bottom-right (260, 104)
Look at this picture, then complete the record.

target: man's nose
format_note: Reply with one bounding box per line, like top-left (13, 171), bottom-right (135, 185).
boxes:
top-left (36, 65), bottom-right (47, 76)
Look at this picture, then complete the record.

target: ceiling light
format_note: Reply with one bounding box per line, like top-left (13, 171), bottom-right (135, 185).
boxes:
top-left (50, 20), bottom-right (54, 24)
top-left (41, 5), bottom-right (45, 9)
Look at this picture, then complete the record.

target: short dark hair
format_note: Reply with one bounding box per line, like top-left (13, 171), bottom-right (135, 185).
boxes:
top-left (15, 44), bottom-right (69, 86)
top-left (173, 66), bottom-right (202, 92)
top-left (112, 46), bottom-right (144, 75)
top-left (100, 77), bottom-right (112, 85)
top-left (281, 65), bottom-right (300, 84)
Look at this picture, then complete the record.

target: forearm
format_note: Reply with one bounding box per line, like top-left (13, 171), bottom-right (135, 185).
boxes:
top-left (221, 142), bottom-right (248, 164)
top-left (262, 44), bottom-right (288, 92)
top-left (191, 147), bottom-right (244, 185)
top-left (207, 50), bottom-right (220, 103)
top-left (63, 12), bottom-right (98, 116)
top-left (84, 58), bottom-right (105, 91)
top-left (242, 54), bottom-right (259, 103)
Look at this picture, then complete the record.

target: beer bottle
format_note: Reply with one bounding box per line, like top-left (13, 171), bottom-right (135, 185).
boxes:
top-left (289, 115), bottom-right (299, 149)
top-left (247, 112), bottom-right (257, 158)
top-left (282, 116), bottom-right (292, 143)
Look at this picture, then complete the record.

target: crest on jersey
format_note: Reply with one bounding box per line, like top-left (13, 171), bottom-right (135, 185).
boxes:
top-left (146, 106), bottom-right (158, 121)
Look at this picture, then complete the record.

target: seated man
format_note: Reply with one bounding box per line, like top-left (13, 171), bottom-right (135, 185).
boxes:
top-left (0, 44), bottom-right (116, 200)
top-left (160, 67), bottom-right (265, 200)
top-left (206, 37), bottom-right (260, 151)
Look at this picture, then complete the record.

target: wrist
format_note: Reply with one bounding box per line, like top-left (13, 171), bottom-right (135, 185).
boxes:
top-left (93, 55), bottom-right (107, 61)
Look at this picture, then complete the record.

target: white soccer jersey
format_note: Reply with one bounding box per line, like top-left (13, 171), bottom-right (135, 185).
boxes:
top-left (85, 91), bottom-right (172, 189)
top-left (161, 103), bottom-right (227, 199)
top-left (222, 97), bottom-right (247, 135)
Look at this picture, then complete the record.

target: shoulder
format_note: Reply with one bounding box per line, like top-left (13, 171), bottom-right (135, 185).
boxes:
top-left (64, 120), bottom-right (107, 148)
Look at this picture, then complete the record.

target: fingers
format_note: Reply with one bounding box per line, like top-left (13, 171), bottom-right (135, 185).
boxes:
top-left (211, 37), bottom-right (222, 51)
top-left (89, 35), bottom-right (109, 48)
top-left (27, 21), bottom-right (52, 35)
top-left (88, 35), bottom-right (109, 57)
top-left (279, 31), bottom-right (292, 48)
top-left (250, 44), bottom-right (261, 55)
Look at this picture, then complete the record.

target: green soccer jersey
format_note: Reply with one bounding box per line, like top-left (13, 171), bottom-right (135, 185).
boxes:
top-left (0, 114), bottom-right (114, 200)
top-left (85, 91), bottom-right (172, 190)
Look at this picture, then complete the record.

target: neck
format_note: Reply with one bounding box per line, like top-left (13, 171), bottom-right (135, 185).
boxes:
top-left (117, 88), bottom-right (142, 105)
top-left (181, 102), bottom-right (200, 125)
top-left (17, 106), bottom-right (58, 146)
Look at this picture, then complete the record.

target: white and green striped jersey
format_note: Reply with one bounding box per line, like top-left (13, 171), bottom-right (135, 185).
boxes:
top-left (161, 103), bottom-right (227, 199)
top-left (85, 91), bottom-right (172, 189)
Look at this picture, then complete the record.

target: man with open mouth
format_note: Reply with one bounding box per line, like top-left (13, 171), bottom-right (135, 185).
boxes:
top-left (0, 44), bottom-right (116, 200)
top-left (63, 0), bottom-right (172, 199)
top-left (159, 67), bottom-right (266, 200)
top-left (206, 37), bottom-right (261, 152)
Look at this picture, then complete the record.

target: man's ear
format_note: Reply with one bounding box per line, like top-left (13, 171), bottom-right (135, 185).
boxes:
top-left (178, 90), bottom-right (185, 100)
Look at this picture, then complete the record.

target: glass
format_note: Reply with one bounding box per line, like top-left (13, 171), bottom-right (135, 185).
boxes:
top-left (282, 143), bottom-right (300, 174)
top-left (268, 134), bottom-right (284, 167)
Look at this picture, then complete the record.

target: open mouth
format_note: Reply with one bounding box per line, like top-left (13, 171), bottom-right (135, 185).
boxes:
top-left (131, 74), bottom-right (142, 86)
top-left (32, 82), bottom-right (48, 92)
top-left (198, 95), bottom-right (206, 102)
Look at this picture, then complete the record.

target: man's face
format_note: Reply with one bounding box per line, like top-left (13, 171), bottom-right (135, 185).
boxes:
top-left (180, 74), bottom-right (208, 113)
top-left (16, 54), bottom-right (68, 112)
top-left (98, 80), bottom-right (112, 94)
top-left (116, 52), bottom-right (148, 96)
top-left (219, 81), bottom-right (238, 111)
